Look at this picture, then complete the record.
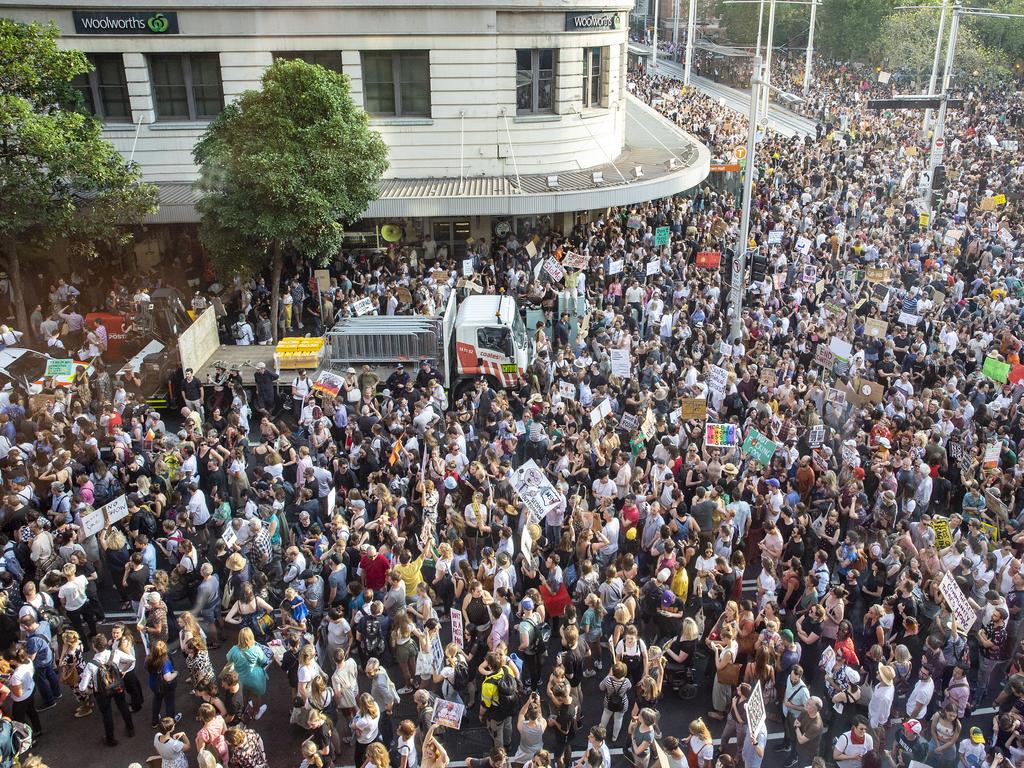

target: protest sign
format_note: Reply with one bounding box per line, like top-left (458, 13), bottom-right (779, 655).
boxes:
top-left (985, 490), bottom-right (1008, 521)
top-left (608, 259), bottom-right (624, 275)
top-left (654, 226), bottom-right (670, 246)
top-left (562, 252), bottom-right (587, 270)
top-left (696, 251), bottom-right (721, 268)
top-left (802, 264), bottom-right (817, 283)
top-left (80, 509), bottom-right (107, 538)
top-left (431, 270), bottom-right (450, 283)
top-left (865, 267), bottom-right (891, 283)
top-left (510, 459), bottom-right (562, 525)
top-left (314, 269), bottom-right (331, 292)
top-left (939, 572), bottom-right (977, 632)
top-left (313, 370), bottom-right (343, 397)
top-left (544, 257), bottom-right (565, 282)
top-left (720, 342), bottom-right (733, 358)
top-left (352, 297), bottom-right (374, 316)
top-left (898, 311), bottom-right (921, 325)
top-left (430, 631), bottom-right (445, 673)
top-left (759, 368), bottom-right (777, 387)
top-left (948, 440), bottom-right (964, 461)
top-left (864, 318), bottom-right (888, 339)
top-left (679, 397), bottom-right (707, 421)
top-left (825, 388), bottom-right (846, 406)
top-left (983, 356), bottom-right (1011, 383)
top-left (708, 365), bottom-right (729, 393)
top-left (590, 398), bottom-right (612, 426)
top-left (432, 699), bottom-right (466, 729)
top-left (767, 229), bottom-right (783, 245)
top-left (808, 425), bottom-right (826, 448)
top-left (610, 348), bottom-right (631, 379)
top-left (646, 259), bottom-right (661, 276)
top-left (984, 443), bottom-right (1001, 470)
top-left (102, 494), bottom-right (130, 526)
top-left (705, 423), bottom-right (740, 447)
top-left (814, 343), bottom-right (836, 371)
top-left (525, 240), bottom-right (538, 258)
top-left (558, 381), bottom-right (576, 400)
top-left (745, 680), bottom-right (767, 738)
top-left (462, 258), bottom-right (475, 277)
top-left (742, 428), bottom-right (778, 466)
top-left (45, 358), bottom-right (73, 378)
top-left (979, 520), bottom-right (1000, 542)
top-left (619, 412), bottom-right (641, 433)
top-left (931, 517), bottom-right (953, 550)
top-left (450, 608), bottom-right (464, 649)
top-left (795, 236), bottom-right (812, 254)
top-left (640, 410), bottom-right (658, 441)
top-left (669, 408), bottom-right (683, 425)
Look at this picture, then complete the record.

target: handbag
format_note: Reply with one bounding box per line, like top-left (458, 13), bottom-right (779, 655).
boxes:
top-left (717, 661), bottom-right (743, 687)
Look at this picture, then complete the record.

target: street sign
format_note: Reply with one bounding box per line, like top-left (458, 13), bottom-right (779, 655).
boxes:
top-left (866, 96), bottom-right (964, 110)
top-left (733, 146), bottom-right (747, 160)
top-left (931, 136), bottom-right (945, 165)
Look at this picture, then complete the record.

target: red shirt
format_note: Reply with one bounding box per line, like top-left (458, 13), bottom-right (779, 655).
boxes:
top-left (360, 553), bottom-right (391, 591)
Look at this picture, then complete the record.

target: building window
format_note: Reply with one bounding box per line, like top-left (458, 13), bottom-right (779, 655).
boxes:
top-left (516, 49), bottom-right (556, 115)
top-left (361, 51), bottom-right (431, 117)
top-left (71, 54), bottom-right (131, 122)
top-left (149, 53), bottom-right (224, 121)
top-left (583, 47), bottom-right (605, 108)
top-left (272, 51), bottom-right (344, 72)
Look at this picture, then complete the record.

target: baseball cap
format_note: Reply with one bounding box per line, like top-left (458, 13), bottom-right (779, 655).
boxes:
top-left (903, 720), bottom-right (922, 736)
top-left (520, 597), bottom-right (535, 611)
top-left (970, 727), bottom-right (985, 744)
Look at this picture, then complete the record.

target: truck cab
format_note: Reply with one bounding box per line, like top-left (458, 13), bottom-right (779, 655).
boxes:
top-left (452, 295), bottom-right (530, 389)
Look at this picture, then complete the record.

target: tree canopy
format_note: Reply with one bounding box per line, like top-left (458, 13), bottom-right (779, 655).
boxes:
top-left (0, 20), bottom-right (157, 332)
top-left (193, 58), bottom-right (388, 341)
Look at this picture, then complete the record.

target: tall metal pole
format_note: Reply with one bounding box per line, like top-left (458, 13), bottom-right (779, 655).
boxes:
top-left (673, 0), bottom-right (681, 46)
top-left (802, 0), bottom-right (817, 96)
top-left (684, 0), bottom-right (696, 84)
top-left (755, 0), bottom-right (765, 59)
top-left (761, 0), bottom-right (776, 119)
top-left (923, 0), bottom-right (949, 139)
top-left (927, 5), bottom-right (959, 214)
top-left (653, 0), bottom-right (660, 71)
top-left (731, 55), bottom-right (762, 342)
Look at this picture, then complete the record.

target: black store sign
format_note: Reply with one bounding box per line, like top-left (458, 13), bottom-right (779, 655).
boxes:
top-left (73, 10), bottom-right (180, 34)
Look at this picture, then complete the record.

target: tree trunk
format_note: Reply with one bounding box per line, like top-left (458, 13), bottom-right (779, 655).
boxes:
top-left (2, 238), bottom-right (29, 340)
top-left (270, 239), bottom-right (283, 344)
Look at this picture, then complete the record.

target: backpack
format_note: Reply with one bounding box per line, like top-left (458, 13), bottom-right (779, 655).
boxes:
top-left (641, 579), bottom-right (663, 619)
top-left (452, 659), bottom-right (471, 691)
top-left (133, 506), bottom-right (159, 540)
top-left (361, 615), bottom-right (386, 657)
top-left (231, 322), bottom-right (244, 341)
top-left (485, 667), bottom-right (522, 718)
top-left (524, 617), bottom-right (551, 656)
top-left (606, 680), bottom-right (627, 712)
top-left (92, 657), bottom-right (125, 695)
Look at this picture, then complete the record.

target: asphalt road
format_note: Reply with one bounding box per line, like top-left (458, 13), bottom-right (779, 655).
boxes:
top-left (28, 583), bottom-right (1005, 768)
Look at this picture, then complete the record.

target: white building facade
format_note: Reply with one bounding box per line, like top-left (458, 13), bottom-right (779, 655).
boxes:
top-left (2, 0), bottom-right (709, 257)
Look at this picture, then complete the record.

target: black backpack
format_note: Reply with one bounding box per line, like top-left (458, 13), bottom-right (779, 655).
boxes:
top-left (452, 659), bottom-right (471, 691)
top-left (361, 615), bottom-right (386, 657)
top-left (524, 618), bottom-right (551, 656)
top-left (488, 667), bottom-right (522, 718)
top-left (641, 579), bottom-right (663, 619)
top-left (92, 658), bottom-right (125, 695)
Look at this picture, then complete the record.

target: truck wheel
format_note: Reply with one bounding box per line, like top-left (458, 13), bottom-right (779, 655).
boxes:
top-left (453, 378), bottom-right (476, 401)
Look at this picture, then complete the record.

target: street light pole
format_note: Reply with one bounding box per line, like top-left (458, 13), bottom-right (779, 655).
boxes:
top-left (731, 54), bottom-right (763, 342)
top-left (684, 0), bottom-right (697, 85)
top-left (673, 0), bottom-right (680, 46)
top-left (922, 0), bottom-right (949, 139)
top-left (653, 0), bottom-right (660, 71)
top-left (755, 0), bottom-right (765, 59)
top-left (802, 0), bottom-right (818, 95)
top-left (761, 0), bottom-right (776, 119)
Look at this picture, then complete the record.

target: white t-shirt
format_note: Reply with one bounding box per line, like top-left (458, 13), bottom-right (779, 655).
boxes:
top-left (396, 734), bottom-right (418, 768)
top-left (10, 662), bottom-right (34, 702)
top-left (58, 576), bottom-right (89, 611)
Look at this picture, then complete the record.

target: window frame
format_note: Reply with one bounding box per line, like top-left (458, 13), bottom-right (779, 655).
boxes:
top-left (148, 53), bottom-right (224, 122)
top-left (360, 50), bottom-right (431, 118)
top-left (583, 47), bottom-right (606, 109)
top-left (72, 53), bottom-right (132, 122)
top-left (271, 51), bottom-right (344, 72)
top-left (516, 48), bottom-right (557, 115)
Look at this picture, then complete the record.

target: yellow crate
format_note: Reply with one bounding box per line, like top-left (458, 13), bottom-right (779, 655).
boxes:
top-left (276, 337), bottom-right (324, 354)
top-left (274, 350), bottom-right (324, 370)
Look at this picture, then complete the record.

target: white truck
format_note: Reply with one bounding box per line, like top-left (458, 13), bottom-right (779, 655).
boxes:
top-left (327, 293), bottom-right (530, 394)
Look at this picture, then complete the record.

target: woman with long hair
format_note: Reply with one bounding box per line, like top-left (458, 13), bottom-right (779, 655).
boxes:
top-left (226, 627), bottom-right (269, 720)
top-left (351, 692), bottom-right (381, 768)
top-left (154, 714), bottom-right (191, 768)
top-left (629, 708), bottom-right (660, 768)
top-left (332, 646), bottom-right (359, 745)
top-left (686, 718), bottom-right (714, 768)
top-left (146, 640), bottom-right (179, 727)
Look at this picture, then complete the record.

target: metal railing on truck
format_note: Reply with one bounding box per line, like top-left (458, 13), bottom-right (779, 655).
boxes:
top-left (326, 316), bottom-right (445, 365)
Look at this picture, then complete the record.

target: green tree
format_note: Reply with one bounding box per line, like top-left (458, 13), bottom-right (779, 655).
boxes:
top-left (193, 59), bottom-right (388, 342)
top-left (814, 0), bottom-right (896, 61)
top-left (871, 9), bottom-right (1009, 86)
top-left (0, 20), bottom-right (157, 334)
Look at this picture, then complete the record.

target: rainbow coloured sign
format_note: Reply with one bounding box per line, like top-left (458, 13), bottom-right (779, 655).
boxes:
top-left (705, 423), bottom-right (741, 447)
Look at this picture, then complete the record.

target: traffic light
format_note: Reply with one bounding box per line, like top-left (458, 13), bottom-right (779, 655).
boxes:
top-left (722, 248), bottom-right (734, 277)
top-left (750, 250), bottom-right (769, 283)
top-left (932, 165), bottom-right (946, 190)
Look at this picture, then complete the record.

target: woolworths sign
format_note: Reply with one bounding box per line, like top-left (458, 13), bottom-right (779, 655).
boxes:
top-left (564, 11), bottom-right (621, 31)
top-left (73, 10), bottom-right (180, 34)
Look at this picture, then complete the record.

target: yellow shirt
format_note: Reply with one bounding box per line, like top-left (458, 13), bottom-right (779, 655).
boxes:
top-left (671, 567), bottom-right (689, 603)
top-left (393, 558), bottom-right (424, 595)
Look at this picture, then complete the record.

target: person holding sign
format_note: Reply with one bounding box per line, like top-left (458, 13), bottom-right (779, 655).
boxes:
top-left (976, 608), bottom-right (1011, 706)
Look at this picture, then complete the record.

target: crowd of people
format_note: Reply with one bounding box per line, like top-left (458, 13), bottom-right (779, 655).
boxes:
top-left (0, 38), bottom-right (1023, 768)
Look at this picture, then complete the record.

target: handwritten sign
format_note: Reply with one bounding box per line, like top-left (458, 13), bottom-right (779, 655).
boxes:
top-left (352, 297), bottom-right (374, 316)
top-left (45, 358), bottom-right (73, 378)
top-left (708, 365), bottom-right (729, 393)
top-left (610, 348), bottom-right (631, 379)
top-left (931, 517), bottom-right (953, 549)
top-left (562, 252), bottom-right (588, 270)
top-left (654, 226), bottom-right (671, 246)
top-left (608, 259), bottom-right (624, 275)
top-left (619, 412), bottom-right (641, 433)
top-left (696, 251), bottom-right (721, 269)
top-left (640, 409), bottom-right (658, 441)
top-left (558, 381), bottom-right (576, 400)
top-left (450, 608), bottom-right (464, 649)
top-left (865, 267), bottom-right (891, 283)
top-left (742, 428), bottom-right (777, 466)
top-left (939, 572), bottom-right (977, 633)
top-left (705, 423), bottom-right (741, 447)
top-left (509, 459), bottom-right (562, 525)
top-left (679, 397), bottom-right (707, 421)
top-left (814, 343), bottom-right (836, 371)
top-left (646, 259), bottom-right (661, 276)
top-left (864, 318), bottom-right (888, 339)
top-left (983, 356), bottom-right (1011, 383)
top-left (102, 494), bottom-right (130, 526)
top-left (80, 509), bottom-right (107, 538)
top-left (462, 258), bottom-right (475, 277)
top-left (543, 257), bottom-right (565, 282)
top-left (808, 425), bottom-right (825, 448)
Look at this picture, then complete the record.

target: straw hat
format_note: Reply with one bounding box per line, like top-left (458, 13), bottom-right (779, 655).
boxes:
top-left (723, 463), bottom-right (739, 477)
top-left (877, 665), bottom-right (895, 685)
top-left (226, 552), bottom-right (246, 572)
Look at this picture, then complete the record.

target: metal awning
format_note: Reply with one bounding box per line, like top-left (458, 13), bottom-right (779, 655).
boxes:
top-left (145, 95), bottom-right (710, 223)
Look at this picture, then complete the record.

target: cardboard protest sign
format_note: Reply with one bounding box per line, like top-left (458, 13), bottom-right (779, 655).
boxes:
top-left (708, 365), bottom-right (729, 393)
top-left (864, 318), bottom-right (888, 339)
top-left (509, 460), bottom-right (562, 525)
top-left (678, 397), bottom-right (706, 421)
top-left (931, 517), bottom-right (953, 550)
top-left (562, 252), bottom-right (588, 270)
top-left (433, 699), bottom-right (466, 729)
top-left (102, 494), bottom-right (130, 526)
top-left (619, 412), bottom-right (641, 433)
top-left (983, 356), bottom-right (1011, 383)
top-left (985, 490), bottom-right (1008, 521)
top-left (865, 267), bottom-right (891, 283)
top-left (640, 410), bottom-right (658, 441)
top-left (312, 370), bottom-right (343, 397)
